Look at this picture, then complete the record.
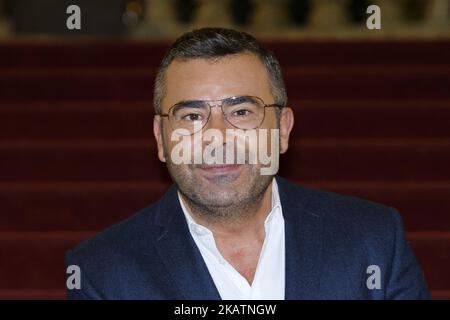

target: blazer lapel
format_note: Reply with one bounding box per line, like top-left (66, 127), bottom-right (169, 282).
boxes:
top-left (277, 176), bottom-right (324, 299)
top-left (150, 186), bottom-right (221, 300)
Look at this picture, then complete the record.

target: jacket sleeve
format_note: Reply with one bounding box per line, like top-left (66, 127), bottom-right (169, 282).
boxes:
top-left (385, 208), bottom-right (431, 299)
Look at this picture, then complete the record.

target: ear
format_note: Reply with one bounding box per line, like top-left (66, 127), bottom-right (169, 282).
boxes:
top-left (153, 115), bottom-right (166, 162)
top-left (279, 107), bottom-right (294, 154)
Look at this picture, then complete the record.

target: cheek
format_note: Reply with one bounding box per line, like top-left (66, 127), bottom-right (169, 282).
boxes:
top-left (163, 130), bottom-right (201, 165)
top-left (161, 126), bottom-right (181, 152)
top-left (258, 111), bottom-right (279, 154)
top-left (257, 129), bottom-right (279, 156)
top-left (264, 109), bottom-right (279, 127)
top-left (158, 125), bottom-right (177, 162)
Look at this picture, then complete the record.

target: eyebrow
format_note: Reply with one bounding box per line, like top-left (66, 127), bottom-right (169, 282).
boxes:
top-left (223, 96), bottom-right (257, 105)
top-left (171, 100), bottom-right (207, 113)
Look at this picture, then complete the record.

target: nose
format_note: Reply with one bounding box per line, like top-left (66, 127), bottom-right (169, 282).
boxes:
top-left (204, 104), bottom-right (232, 135)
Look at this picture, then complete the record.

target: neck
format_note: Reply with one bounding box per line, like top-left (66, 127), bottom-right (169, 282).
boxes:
top-left (180, 180), bottom-right (273, 239)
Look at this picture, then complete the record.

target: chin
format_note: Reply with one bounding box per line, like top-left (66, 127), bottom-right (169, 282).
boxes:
top-left (200, 193), bottom-right (243, 208)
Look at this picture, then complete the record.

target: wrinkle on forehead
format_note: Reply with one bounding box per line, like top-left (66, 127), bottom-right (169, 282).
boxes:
top-left (163, 53), bottom-right (273, 111)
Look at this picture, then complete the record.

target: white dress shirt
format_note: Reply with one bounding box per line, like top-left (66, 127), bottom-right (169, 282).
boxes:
top-left (178, 178), bottom-right (285, 300)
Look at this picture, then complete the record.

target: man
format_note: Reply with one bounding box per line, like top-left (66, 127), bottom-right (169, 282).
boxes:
top-left (66, 28), bottom-right (430, 299)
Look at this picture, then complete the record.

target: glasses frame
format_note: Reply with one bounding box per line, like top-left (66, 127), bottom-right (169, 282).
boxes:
top-left (158, 95), bottom-right (284, 135)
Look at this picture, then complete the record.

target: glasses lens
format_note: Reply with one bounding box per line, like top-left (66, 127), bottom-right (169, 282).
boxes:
top-left (168, 96), bottom-right (266, 135)
top-left (223, 96), bottom-right (264, 129)
top-left (170, 101), bottom-right (210, 135)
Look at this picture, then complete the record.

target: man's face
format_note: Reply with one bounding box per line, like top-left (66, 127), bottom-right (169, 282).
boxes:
top-left (153, 53), bottom-right (293, 213)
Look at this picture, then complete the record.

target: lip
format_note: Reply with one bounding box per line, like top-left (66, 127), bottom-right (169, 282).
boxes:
top-left (197, 164), bottom-right (242, 174)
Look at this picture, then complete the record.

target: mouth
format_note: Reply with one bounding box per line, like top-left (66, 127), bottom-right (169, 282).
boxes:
top-left (196, 164), bottom-right (242, 175)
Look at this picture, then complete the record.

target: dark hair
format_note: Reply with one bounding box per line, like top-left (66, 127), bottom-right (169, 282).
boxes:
top-left (153, 28), bottom-right (287, 115)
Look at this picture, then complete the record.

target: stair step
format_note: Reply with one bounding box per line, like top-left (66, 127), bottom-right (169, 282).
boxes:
top-left (293, 99), bottom-right (450, 138)
top-left (0, 181), bottom-right (449, 232)
top-left (0, 182), bottom-right (170, 231)
top-left (1, 66), bottom-right (448, 101)
top-left (1, 139), bottom-right (449, 181)
top-left (2, 41), bottom-right (449, 68)
top-left (269, 40), bottom-right (450, 66)
top-left (283, 66), bottom-right (450, 100)
top-left (0, 289), bottom-right (66, 300)
top-left (0, 69), bottom-right (154, 102)
top-left (0, 41), bottom-right (168, 69)
top-left (1, 100), bottom-right (450, 140)
top-left (0, 231), bottom-right (448, 292)
top-left (0, 232), bottom-right (90, 291)
top-left (281, 138), bottom-right (450, 181)
top-left (429, 290), bottom-right (450, 300)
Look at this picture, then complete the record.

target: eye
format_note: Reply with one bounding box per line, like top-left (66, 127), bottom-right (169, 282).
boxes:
top-left (233, 109), bottom-right (252, 117)
top-left (182, 113), bottom-right (203, 122)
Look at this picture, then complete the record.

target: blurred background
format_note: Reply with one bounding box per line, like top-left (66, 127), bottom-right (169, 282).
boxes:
top-left (0, 0), bottom-right (449, 299)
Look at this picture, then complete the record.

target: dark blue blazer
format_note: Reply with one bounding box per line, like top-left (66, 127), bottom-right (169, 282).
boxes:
top-left (66, 176), bottom-right (430, 299)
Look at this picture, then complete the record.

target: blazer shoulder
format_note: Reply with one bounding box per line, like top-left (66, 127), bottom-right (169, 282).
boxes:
top-left (278, 177), bottom-right (402, 237)
top-left (66, 200), bottom-right (160, 269)
top-left (278, 177), bottom-right (430, 299)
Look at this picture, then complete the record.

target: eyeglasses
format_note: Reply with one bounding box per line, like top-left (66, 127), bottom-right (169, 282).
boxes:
top-left (158, 95), bottom-right (283, 136)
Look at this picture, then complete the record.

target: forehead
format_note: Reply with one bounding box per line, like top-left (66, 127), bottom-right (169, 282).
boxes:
top-left (163, 53), bottom-right (273, 109)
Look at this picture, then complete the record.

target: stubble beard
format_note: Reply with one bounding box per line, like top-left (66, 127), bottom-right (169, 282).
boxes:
top-left (165, 151), bottom-right (274, 225)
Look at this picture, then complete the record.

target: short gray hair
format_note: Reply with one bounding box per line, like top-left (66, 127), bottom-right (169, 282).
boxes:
top-left (153, 28), bottom-right (287, 115)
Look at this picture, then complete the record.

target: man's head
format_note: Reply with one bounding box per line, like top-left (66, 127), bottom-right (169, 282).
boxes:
top-left (153, 28), bottom-right (294, 221)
